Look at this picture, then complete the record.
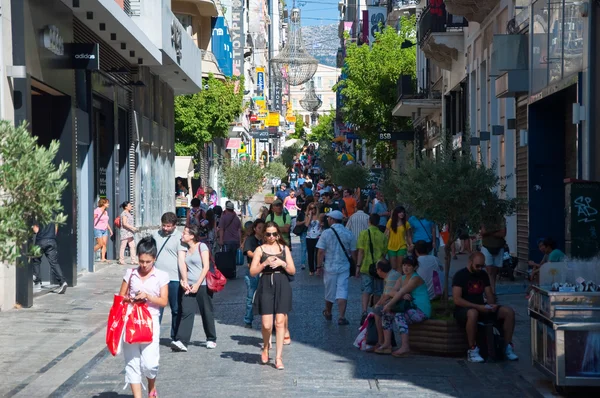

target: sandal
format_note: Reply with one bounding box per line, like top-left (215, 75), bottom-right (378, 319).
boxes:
top-left (338, 318), bottom-right (350, 326)
top-left (322, 310), bottom-right (332, 321)
top-left (118, 260), bottom-right (125, 265)
top-left (375, 346), bottom-right (392, 355)
top-left (148, 390), bottom-right (158, 397)
top-left (283, 336), bottom-right (291, 345)
top-left (391, 350), bottom-right (410, 358)
top-left (260, 350), bottom-right (269, 365)
top-left (275, 357), bottom-right (285, 370)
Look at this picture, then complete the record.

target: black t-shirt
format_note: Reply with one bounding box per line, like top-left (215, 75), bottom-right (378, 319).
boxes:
top-left (35, 223), bottom-right (56, 241)
top-left (289, 172), bottom-right (298, 182)
top-left (452, 267), bottom-right (490, 306)
top-left (333, 198), bottom-right (346, 213)
top-left (243, 235), bottom-right (261, 264)
top-left (319, 202), bottom-right (339, 230)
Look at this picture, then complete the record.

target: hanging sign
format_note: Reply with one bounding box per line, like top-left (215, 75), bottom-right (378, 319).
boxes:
top-left (266, 112), bottom-right (280, 127)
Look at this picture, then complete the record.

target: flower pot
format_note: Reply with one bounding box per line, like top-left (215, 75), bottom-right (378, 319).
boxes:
top-left (264, 195), bottom-right (275, 205)
top-left (408, 319), bottom-right (467, 356)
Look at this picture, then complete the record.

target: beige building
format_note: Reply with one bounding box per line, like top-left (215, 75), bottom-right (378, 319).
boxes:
top-left (289, 63), bottom-right (340, 125)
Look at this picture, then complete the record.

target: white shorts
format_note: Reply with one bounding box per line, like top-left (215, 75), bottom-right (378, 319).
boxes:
top-left (122, 316), bottom-right (160, 384)
top-left (481, 246), bottom-right (504, 268)
top-left (324, 270), bottom-right (349, 302)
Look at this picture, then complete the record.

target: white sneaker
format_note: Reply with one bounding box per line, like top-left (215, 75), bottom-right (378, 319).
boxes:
top-left (467, 346), bottom-right (485, 363)
top-left (54, 282), bottom-right (68, 294)
top-left (206, 341), bottom-right (217, 349)
top-left (505, 344), bottom-right (519, 361)
top-left (170, 340), bottom-right (187, 352)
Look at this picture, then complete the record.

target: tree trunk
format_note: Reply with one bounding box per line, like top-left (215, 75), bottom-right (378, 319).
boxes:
top-left (443, 223), bottom-right (455, 310)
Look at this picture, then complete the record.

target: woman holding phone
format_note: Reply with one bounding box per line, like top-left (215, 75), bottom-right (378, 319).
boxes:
top-left (250, 222), bottom-right (296, 370)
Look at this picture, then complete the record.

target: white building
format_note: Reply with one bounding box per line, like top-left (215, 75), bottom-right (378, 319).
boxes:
top-left (289, 64), bottom-right (340, 126)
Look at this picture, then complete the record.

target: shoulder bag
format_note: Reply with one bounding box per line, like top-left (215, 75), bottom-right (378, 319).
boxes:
top-left (206, 251), bottom-right (227, 292)
top-left (330, 226), bottom-right (356, 277)
top-left (367, 230), bottom-right (382, 279)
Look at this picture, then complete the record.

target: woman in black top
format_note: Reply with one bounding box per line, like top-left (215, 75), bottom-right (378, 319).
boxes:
top-left (250, 222), bottom-right (296, 370)
top-left (243, 219), bottom-right (265, 328)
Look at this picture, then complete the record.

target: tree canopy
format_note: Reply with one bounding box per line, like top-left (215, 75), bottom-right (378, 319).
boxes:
top-left (222, 159), bottom-right (264, 204)
top-left (174, 75), bottom-right (244, 156)
top-left (307, 110), bottom-right (335, 142)
top-left (0, 121), bottom-right (68, 265)
top-left (288, 112), bottom-right (306, 140)
top-left (334, 17), bottom-right (417, 164)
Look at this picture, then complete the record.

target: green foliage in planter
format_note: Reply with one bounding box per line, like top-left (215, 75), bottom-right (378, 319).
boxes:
top-left (279, 143), bottom-right (302, 168)
top-left (430, 299), bottom-right (455, 321)
top-left (0, 121), bottom-right (68, 264)
top-left (331, 163), bottom-right (369, 190)
top-left (265, 160), bottom-right (288, 181)
top-left (222, 159), bottom-right (265, 205)
top-left (264, 193), bottom-right (275, 198)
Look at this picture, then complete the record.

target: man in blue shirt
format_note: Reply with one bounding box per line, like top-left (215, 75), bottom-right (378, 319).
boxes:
top-left (276, 183), bottom-right (289, 202)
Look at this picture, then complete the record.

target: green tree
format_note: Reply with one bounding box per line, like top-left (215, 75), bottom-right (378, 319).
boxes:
top-left (174, 75), bottom-right (244, 156)
top-left (334, 18), bottom-right (417, 164)
top-left (280, 143), bottom-right (302, 168)
top-left (0, 121), bottom-right (68, 264)
top-left (265, 160), bottom-right (288, 181)
top-left (289, 113), bottom-right (306, 140)
top-left (307, 110), bottom-right (335, 142)
top-left (397, 140), bottom-right (518, 304)
top-left (222, 159), bottom-right (265, 211)
top-left (332, 164), bottom-right (369, 190)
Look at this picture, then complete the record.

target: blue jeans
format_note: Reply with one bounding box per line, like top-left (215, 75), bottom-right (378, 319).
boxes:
top-left (300, 232), bottom-right (307, 266)
top-left (244, 272), bottom-right (260, 324)
top-left (159, 280), bottom-right (180, 340)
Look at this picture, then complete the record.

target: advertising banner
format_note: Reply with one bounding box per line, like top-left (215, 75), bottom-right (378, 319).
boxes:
top-left (368, 6), bottom-right (387, 45)
top-left (266, 112), bottom-right (280, 127)
top-left (256, 66), bottom-right (265, 94)
top-left (231, 0), bottom-right (245, 77)
top-left (211, 17), bottom-right (233, 77)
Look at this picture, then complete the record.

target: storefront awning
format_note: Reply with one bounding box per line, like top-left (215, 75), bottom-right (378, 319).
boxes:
top-left (175, 156), bottom-right (194, 178)
top-left (226, 138), bottom-right (241, 150)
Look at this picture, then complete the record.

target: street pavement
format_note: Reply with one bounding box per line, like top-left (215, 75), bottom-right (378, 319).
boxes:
top-left (0, 194), bottom-right (572, 397)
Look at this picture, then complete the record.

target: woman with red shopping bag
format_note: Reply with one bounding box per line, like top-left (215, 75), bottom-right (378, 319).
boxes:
top-left (118, 236), bottom-right (169, 398)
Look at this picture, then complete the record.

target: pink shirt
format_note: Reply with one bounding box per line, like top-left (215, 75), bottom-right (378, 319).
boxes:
top-left (123, 267), bottom-right (169, 317)
top-left (93, 207), bottom-right (109, 230)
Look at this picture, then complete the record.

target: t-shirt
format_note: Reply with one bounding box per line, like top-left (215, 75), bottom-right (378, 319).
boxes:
top-left (276, 189), bottom-right (289, 202)
top-left (181, 243), bottom-right (210, 285)
top-left (372, 201), bottom-right (388, 226)
top-left (268, 212), bottom-right (291, 245)
top-left (357, 226), bottom-right (388, 274)
top-left (417, 255), bottom-right (441, 300)
top-left (297, 177), bottom-right (306, 186)
top-left (383, 269), bottom-right (401, 296)
top-left (123, 267), bottom-right (169, 317)
top-left (452, 267), bottom-right (490, 306)
top-left (548, 249), bottom-right (566, 262)
top-left (343, 197), bottom-right (357, 217)
top-left (386, 219), bottom-right (411, 251)
top-left (243, 235), bottom-right (261, 264)
top-left (304, 187), bottom-right (313, 196)
top-left (482, 218), bottom-right (506, 251)
top-left (219, 211), bottom-right (241, 243)
top-left (289, 172), bottom-right (298, 182)
top-left (35, 223), bottom-right (56, 240)
top-left (152, 229), bottom-right (185, 281)
top-left (409, 216), bottom-right (434, 243)
top-left (93, 207), bottom-right (109, 230)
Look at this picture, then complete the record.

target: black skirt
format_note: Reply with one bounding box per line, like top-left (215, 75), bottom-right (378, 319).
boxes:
top-left (253, 272), bottom-right (292, 315)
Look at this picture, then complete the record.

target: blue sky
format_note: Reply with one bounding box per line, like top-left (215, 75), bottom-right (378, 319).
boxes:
top-left (294, 1), bottom-right (340, 26)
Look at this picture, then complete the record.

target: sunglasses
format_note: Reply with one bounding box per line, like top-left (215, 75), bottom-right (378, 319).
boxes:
top-left (473, 263), bottom-right (485, 269)
top-left (265, 232), bottom-right (279, 237)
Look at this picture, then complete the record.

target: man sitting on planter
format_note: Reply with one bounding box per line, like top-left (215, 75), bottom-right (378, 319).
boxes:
top-left (452, 252), bottom-right (519, 363)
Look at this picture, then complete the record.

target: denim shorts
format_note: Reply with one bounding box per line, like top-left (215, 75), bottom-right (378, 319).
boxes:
top-left (94, 228), bottom-right (108, 238)
top-left (360, 273), bottom-right (384, 296)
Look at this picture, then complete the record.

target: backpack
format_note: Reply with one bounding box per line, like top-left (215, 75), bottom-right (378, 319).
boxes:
top-left (114, 216), bottom-right (121, 229)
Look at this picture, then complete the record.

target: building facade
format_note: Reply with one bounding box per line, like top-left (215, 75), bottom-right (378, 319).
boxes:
top-left (289, 64), bottom-right (340, 126)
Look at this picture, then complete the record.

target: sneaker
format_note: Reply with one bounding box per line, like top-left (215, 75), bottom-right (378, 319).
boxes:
top-left (301, 265), bottom-right (306, 270)
top-left (55, 282), bottom-right (68, 294)
top-left (206, 341), bottom-right (217, 349)
top-left (170, 340), bottom-right (188, 352)
top-left (505, 343), bottom-right (519, 361)
top-left (467, 346), bottom-right (485, 363)
top-left (244, 323), bottom-right (253, 329)
top-left (33, 277), bottom-right (42, 286)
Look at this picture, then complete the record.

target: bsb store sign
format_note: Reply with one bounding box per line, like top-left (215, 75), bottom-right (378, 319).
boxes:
top-left (42, 25), bottom-right (100, 70)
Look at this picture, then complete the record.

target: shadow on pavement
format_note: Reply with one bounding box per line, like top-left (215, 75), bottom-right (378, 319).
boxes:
top-left (229, 334), bottom-right (263, 348)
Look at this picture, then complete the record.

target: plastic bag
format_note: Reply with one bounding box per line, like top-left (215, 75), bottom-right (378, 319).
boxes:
top-left (125, 303), bottom-right (153, 344)
top-left (432, 270), bottom-right (443, 297)
top-left (106, 294), bottom-right (127, 356)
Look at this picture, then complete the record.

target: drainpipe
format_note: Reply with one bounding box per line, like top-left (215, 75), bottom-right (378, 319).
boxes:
top-left (587, 2), bottom-right (596, 180)
top-left (0, 3), bottom-right (5, 120)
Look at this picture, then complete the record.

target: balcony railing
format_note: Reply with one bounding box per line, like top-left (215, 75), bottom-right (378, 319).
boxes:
top-left (397, 75), bottom-right (416, 101)
top-left (417, 5), bottom-right (468, 45)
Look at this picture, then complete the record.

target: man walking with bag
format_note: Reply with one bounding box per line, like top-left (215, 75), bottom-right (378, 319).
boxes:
top-left (31, 218), bottom-right (68, 294)
top-left (316, 211), bottom-right (357, 325)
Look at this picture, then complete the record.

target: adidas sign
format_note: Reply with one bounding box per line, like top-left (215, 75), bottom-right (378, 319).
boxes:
top-left (75, 54), bottom-right (96, 59)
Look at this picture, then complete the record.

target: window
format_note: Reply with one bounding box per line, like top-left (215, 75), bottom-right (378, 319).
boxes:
top-left (315, 76), bottom-right (322, 89)
top-left (329, 79), bottom-right (334, 88)
top-left (293, 99), bottom-right (298, 108)
top-left (329, 98), bottom-right (334, 107)
top-left (175, 13), bottom-right (193, 36)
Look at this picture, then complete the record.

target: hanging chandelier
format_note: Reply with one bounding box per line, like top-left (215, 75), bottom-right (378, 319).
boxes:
top-left (270, 8), bottom-right (318, 86)
top-left (299, 80), bottom-right (322, 113)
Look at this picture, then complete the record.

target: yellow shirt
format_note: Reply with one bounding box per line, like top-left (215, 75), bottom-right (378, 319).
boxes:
top-left (386, 219), bottom-right (411, 251)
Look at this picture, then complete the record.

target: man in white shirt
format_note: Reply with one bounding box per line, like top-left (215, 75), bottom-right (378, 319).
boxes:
top-left (414, 240), bottom-right (442, 300)
top-left (346, 200), bottom-right (369, 243)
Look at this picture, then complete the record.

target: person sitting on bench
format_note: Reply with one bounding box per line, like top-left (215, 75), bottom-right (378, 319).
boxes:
top-left (452, 252), bottom-right (519, 363)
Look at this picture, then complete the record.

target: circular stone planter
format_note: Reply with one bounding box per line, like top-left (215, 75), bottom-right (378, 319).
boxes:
top-left (264, 195), bottom-right (275, 205)
top-left (409, 319), bottom-right (467, 356)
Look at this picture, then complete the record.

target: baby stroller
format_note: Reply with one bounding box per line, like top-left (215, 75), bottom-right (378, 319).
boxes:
top-left (498, 244), bottom-right (518, 281)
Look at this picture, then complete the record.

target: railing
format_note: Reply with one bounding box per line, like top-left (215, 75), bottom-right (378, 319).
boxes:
top-left (396, 75), bottom-right (416, 101)
top-left (417, 5), bottom-right (468, 45)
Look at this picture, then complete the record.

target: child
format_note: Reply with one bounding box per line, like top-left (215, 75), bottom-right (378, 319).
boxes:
top-left (119, 237), bottom-right (169, 398)
top-left (367, 259), bottom-right (401, 352)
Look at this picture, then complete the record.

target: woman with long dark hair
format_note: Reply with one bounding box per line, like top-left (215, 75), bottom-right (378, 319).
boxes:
top-left (386, 206), bottom-right (412, 271)
top-left (304, 201), bottom-right (322, 275)
top-left (250, 222), bottom-right (296, 370)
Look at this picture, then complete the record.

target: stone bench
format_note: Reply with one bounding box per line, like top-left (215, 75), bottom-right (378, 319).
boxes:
top-left (408, 319), bottom-right (468, 356)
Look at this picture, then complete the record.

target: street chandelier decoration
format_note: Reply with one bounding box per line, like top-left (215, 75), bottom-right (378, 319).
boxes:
top-left (270, 7), bottom-right (318, 86)
top-left (299, 80), bottom-right (322, 113)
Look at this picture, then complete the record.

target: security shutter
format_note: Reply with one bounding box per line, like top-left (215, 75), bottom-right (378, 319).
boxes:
top-left (515, 94), bottom-right (529, 266)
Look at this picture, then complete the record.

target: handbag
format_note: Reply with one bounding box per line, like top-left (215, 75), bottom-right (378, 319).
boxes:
top-left (206, 252), bottom-right (227, 292)
top-left (367, 230), bottom-right (382, 279)
top-left (235, 247), bottom-right (244, 266)
top-left (391, 299), bottom-right (416, 313)
top-left (432, 270), bottom-right (443, 297)
top-left (114, 216), bottom-right (121, 229)
top-left (106, 293), bottom-right (128, 356)
top-left (330, 226), bottom-right (356, 277)
top-left (125, 302), bottom-right (154, 344)
top-left (292, 220), bottom-right (307, 236)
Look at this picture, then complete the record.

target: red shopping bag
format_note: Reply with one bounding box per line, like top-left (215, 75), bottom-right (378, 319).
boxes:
top-left (106, 294), bottom-right (128, 356)
top-left (125, 302), bottom-right (154, 344)
top-left (206, 252), bottom-right (227, 292)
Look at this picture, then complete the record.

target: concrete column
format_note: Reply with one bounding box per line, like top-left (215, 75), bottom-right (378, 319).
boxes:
top-left (490, 77), bottom-right (500, 176)
top-left (470, 71), bottom-right (477, 159)
top-left (480, 61), bottom-right (489, 167)
top-left (504, 97), bottom-right (517, 254)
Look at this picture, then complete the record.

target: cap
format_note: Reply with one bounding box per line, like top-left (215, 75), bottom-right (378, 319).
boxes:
top-left (273, 199), bottom-right (283, 205)
top-left (326, 210), bottom-right (344, 220)
top-left (225, 201), bottom-right (235, 210)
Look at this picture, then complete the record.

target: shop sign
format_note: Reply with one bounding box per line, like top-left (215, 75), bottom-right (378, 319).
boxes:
top-left (259, 138), bottom-right (269, 143)
top-left (256, 67), bottom-right (265, 93)
top-left (266, 112), bottom-right (279, 127)
top-left (98, 166), bottom-right (107, 196)
top-left (367, 6), bottom-right (387, 45)
top-left (65, 43), bottom-right (100, 70)
top-left (377, 131), bottom-right (414, 141)
top-left (42, 25), bottom-right (64, 56)
top-left (251, 130), bottom-right (269, 138)
top-left (257, 111), bottom-right (268, 121)
top-left (231, 0), bottom-right (245, 77)
top-left (286, 115), bottom-right (296, 123)
top-left (268, 126), bottom-right (279, 138)
top-left (273, 73), bottom-right (283, 111)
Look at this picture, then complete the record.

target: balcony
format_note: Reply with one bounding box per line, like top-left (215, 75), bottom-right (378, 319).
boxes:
top-left (392, 75), bottom-right (442, 118)
top-left (173, 0), bottom-right (219, 17)
top-left (387, 0), bottom-right (418, 28)
top-left (418, 5), bottom-right (467, 70)
top-left (202, 50), bottom-right (225, 80)
top-left (444, 0), bottom-right (500, 24)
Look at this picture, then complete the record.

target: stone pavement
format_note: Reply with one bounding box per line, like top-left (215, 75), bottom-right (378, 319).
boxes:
top-left (0, 237), bottom-right (567, 398)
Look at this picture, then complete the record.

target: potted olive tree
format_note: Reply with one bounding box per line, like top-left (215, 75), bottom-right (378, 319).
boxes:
top-left (222, 159), bottom-right (265, 219)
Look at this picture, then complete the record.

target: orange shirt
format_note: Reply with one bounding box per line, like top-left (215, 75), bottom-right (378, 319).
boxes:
top-left (343, 197), bottom-right (357, 217)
